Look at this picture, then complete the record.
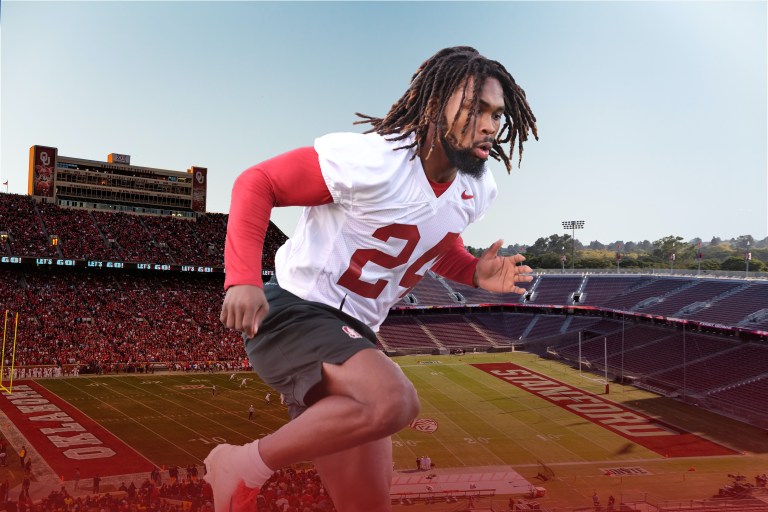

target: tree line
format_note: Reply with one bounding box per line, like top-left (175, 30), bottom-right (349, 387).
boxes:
top-left (468, 235), bottom-right (768, 272)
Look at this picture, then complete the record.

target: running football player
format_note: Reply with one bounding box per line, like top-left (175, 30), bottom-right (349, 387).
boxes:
top-left (206, 46), bottom-right (538, 512)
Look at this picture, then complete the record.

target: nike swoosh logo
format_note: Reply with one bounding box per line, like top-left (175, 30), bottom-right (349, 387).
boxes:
top-left (461, 191), bottom-right (474, 200)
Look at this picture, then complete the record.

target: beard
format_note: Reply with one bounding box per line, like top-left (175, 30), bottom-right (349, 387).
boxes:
top-left (440, 132), bottom-right (487, 179)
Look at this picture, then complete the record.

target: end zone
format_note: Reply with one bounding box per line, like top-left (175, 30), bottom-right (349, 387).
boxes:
top-left (1, 381), bottom-right (153, 478)
top-left (473, 363), bottom-right (737, 458)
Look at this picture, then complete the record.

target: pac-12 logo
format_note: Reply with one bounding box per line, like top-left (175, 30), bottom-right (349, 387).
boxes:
top-left (409, 418), bottom-right (438, 433)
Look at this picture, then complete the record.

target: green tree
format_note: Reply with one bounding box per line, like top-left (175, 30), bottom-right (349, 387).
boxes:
top-left (733, 235), bottom-right (754, 250)
top-left (527, 234), bottom-right (571, 256)
top-left (705, 244), bottom-right (735, 260)
top-left (588, 240), bottom-right (606, 250)
top-left (721, 256), bottom-right (750, 271)
top-left (652, 235), bottom-right (686, 260)
top-left (576, 256), bottom-right (612, 269)
top-left (527, 253), bottom-right (566, 270)
top-left (687, 258), bottom-right (720, 271)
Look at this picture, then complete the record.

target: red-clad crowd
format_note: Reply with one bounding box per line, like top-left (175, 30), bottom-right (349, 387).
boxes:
top-left (2, 268), bottom-right (245, 370)
top-left (0, 193), bottom-right (287, 269)
top-left (1, 466), bottom-right (336, 512)
top-left (0, 195), bottom-right (54, 257)
top-left (0, 192), bottom-right (291, 371)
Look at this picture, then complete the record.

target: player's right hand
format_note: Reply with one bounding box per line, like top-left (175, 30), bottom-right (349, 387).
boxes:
top-left (220, 284), bottom-right (269, 338)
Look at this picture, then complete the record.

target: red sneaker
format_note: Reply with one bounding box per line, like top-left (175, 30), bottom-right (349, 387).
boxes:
top-left (204, 444), bottom-right (259, 512)
top-left (230, 481), bottom-right (260, 512)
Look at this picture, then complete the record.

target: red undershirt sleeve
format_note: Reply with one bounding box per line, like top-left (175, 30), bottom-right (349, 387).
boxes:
top-left (224, 147), bottom-right (332, 290)
top-left (430, 235), bottom-right (479, 287)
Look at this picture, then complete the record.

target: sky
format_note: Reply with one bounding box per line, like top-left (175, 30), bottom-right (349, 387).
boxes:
top-left (1, 0), bottom-right (766, 249)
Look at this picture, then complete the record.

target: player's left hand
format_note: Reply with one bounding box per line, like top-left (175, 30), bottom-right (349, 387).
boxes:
top-left (473, 239), bottom-right (533, 294)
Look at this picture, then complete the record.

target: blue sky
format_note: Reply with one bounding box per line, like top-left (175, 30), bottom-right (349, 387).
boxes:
top-left (2, 1), bottom-right (766, 248)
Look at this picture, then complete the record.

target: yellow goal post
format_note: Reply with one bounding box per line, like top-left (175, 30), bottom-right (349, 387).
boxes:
top-left (1, 309), bottom-right (19, 394)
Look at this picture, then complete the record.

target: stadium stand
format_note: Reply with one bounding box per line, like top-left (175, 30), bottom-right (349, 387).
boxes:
top-left (36, 203), bottom-right (120, 261)
top-left (405, 272), bottom-right (460, 306)
top-left (524, 315), bottom-right (567, 339)
top-left (448, 277), bottom-right (533, 305)
top-left (640, 280), bottom-right (745, 317)
top-left (602, 277), bottom-right (691, 311)
top-left (707, 376), bottom-right (768, 427)
top-left (0, 195), bottom-right (53, 257)
top-left (466, 312), bottom-right (533, 344)
top-left (419, 313), bottom-right (497, 351)
top-left (645, 342), bottom-right (768, 395)
top-left (686, 282), bottom-right (768, 325)
top-left (525, 275), bottom-right (582, 305)
top-left (377, 316), bottom-right (442, 353)
top-left (577, 275), bottom-right (651, 306)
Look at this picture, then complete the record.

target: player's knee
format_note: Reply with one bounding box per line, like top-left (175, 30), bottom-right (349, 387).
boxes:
top-left (370, 379), bottom-right (420, 435)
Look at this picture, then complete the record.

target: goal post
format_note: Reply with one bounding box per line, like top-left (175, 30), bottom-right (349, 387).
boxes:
top-left (1, 310), bottom-right (19, 394)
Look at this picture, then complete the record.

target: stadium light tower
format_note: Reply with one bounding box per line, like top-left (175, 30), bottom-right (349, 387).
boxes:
top-left (561, 220), bottom-right (585, 271)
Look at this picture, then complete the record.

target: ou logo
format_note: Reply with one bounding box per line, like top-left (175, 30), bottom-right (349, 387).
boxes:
top-left (196, 171), bottom-right (205, 184)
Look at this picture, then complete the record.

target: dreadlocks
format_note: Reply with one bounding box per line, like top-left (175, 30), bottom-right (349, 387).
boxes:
top-left (355, 46), bottom-right (538, 172)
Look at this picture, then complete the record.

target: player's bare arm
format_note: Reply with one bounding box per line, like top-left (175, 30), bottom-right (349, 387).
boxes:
top-left (473, 239), bottom-right (533, 294)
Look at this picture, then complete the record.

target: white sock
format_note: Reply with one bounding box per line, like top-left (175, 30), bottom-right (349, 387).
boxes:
top-left (233, 439), bottom-right (273, 489)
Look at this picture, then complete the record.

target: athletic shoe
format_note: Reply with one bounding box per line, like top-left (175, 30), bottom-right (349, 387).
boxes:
top-left (231, 481), bottom-right (260, 512)
top-left (203, 444), bottom-right (260, 512)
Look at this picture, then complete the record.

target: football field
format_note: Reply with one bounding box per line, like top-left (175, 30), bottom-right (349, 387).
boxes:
top-left (3, 352), bottom-right (767, 509)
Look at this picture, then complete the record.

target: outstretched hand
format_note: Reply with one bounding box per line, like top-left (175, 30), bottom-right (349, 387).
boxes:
top-left (220, 284), bottom-right (269, 338)
top-left (474, 240), bottom-right (533, 294)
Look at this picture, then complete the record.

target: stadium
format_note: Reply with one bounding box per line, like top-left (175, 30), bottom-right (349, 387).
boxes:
top-left (1, 145), bottom-right (767, 512)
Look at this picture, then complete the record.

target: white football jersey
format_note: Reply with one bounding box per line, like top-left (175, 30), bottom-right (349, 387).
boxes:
top-left (275, 132), bottom-right (497, 331)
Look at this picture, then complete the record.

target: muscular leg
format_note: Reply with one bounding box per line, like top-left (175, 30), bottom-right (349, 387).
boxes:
top-left (205, 348), bottom-right (419, 512)
top-left (259, 348), bottom-right (418, 469)
top-left (313, 437), bottom-right (394, 512)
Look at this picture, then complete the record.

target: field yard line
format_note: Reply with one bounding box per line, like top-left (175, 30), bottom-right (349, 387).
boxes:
top-left (151, 372), bottom-right (285, 424)
top-left (403, 392), bottom-right (467, 465)
top-left (409, 374), bottom-right (508, 467)
top-left (390, 433), bottom-right (420, 467)
top-left (462, 364), bottom-right (636, 461)
top-left (97, 375), bottom-right (261, 441)
top-left (113, 374), bottom-right (285, 436)
top-left (418, 377), bottom-right (550, 465)
top-left (448, 365), bottom-right (593, 463)
top-left (54, 377), bottom-right (206, 462)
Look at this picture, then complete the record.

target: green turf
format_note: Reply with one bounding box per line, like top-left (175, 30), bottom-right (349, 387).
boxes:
top-left (33, 352), bottom-right (768, 508)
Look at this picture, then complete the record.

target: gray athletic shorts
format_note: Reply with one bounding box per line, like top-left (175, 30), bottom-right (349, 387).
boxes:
top-left (244, 282), bottom-right (378, 419)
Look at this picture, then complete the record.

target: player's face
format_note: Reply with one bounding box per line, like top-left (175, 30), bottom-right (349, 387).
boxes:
top-left (441, 76), bottom-right (504, 178)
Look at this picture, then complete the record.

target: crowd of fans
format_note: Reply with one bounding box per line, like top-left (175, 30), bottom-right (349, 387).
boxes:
top-left (0, 193), bottom-right (287, 268)
top-left (0, 195), bottom-right (54, 257)
top-left (0, 464), bottom-right (336, 512)
top-left (2, 268), bottom-right (245, 370)
top-left (36, 203), bottom-right (118, 261)
top-left (0, 192), bottom-right (291, 371)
